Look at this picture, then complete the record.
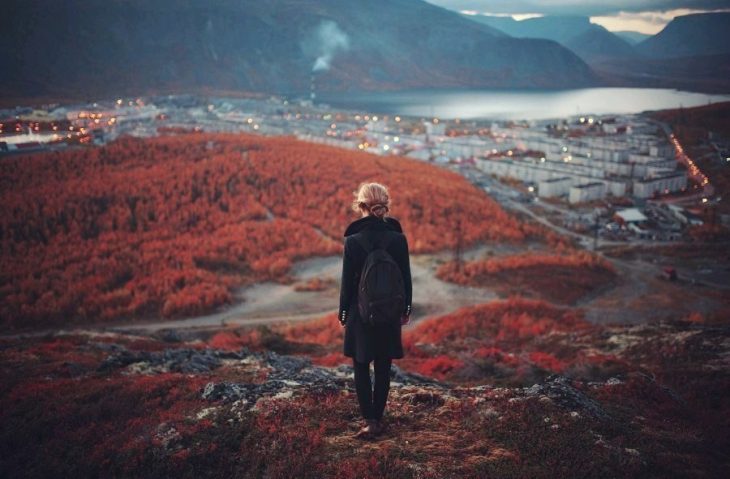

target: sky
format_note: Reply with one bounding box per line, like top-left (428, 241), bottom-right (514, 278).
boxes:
top-left (425, 0), bottom-right (730, 33)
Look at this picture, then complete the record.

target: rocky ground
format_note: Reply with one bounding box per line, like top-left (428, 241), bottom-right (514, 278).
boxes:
top-left (1, 301), bottom-right (729, 478)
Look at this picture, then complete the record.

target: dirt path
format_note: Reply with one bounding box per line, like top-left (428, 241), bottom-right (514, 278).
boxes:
top-left (99, 244), bottom-right (500, 334)
top-left (6, 239), bottom-right (721, 339)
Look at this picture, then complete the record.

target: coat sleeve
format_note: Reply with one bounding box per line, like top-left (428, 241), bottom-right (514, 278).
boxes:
top-left (338, 237), bottom-right (355, 324)
top-left (395, 234), bottom-right (413, 316)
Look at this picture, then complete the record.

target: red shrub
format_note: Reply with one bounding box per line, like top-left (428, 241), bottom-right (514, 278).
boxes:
top-left (1, 133), bottom-right (525, 328)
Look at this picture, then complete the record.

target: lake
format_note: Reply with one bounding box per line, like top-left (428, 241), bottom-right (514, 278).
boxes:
top-left (318, 88), bottom-right (730, 120)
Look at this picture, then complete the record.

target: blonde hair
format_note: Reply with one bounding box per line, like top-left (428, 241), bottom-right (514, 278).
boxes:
top-left (352, 182), bottom-right (391, 219)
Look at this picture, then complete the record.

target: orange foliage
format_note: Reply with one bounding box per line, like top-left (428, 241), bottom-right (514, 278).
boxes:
top-left (438, 252), bottom-right (613, 281)
top-left (405, 298), bottom-right (589, 346)
top-left (207, 330), bottom-right (262, 351)
top-left (409, 355), bottom-right (465, 379)
top-left (527, 351), bottom-right (566, 372)
top-left (278, 314), bottom-right (342, 346)
top-left (437, 252), bottom-right (615, 304)
top-left (1, 133), bottom-right (524, 327)
top-left (395, 298), bottom-right (594, 383)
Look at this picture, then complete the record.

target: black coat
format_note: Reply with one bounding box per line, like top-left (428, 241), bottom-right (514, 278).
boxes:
top-left (339, 215), bottom-right (412, 363)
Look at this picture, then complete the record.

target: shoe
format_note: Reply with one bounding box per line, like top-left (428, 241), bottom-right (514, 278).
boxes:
top-left (353, 419), bottom-right (381, 440)
top-left (369, 419), bottom-right (384, 436)
top-left (354, 421), bottom-right (373, 439)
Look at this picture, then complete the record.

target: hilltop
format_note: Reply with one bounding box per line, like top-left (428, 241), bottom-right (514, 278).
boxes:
top-left (1, 299), bottom-right (728, 477)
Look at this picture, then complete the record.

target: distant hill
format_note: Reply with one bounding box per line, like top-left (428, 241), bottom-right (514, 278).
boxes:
top-left (591, 53), bottom-right (730, 93)
top-left (464, 14), bottom-right (637, 63)
top-left (0, 0), bottom-right (596, 101)
top-left (637, 12), bottom-right (730, 58)
top-left (614, 31), bottom-right (652, 45)
top-left (563, 27), bottom-right (638, 63)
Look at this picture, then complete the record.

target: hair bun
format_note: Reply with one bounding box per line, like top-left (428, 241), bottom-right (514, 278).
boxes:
top-left (370, 203), bottom-right (388, 217)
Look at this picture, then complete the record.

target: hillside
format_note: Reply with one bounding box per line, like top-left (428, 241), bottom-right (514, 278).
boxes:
top-left (637, 12), bottom-right (730, 58)
top-left (613, 31), bottom-right (652, 45)
top-left (0, 132), bottom-right (535, 329)
top-left (1, 299), bottom-right (728, 477)
top-left (0, 0), bottom-right (596, 101)
top-left (652, 101), bottom-right (730, 214)
top-left (464, 15), bottom-right (637, 63)
top-left (591, 52), bottom-right (730, 93)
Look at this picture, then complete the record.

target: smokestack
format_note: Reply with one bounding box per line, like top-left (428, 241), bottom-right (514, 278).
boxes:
top-left (310, 74), bottom-right (316, 102)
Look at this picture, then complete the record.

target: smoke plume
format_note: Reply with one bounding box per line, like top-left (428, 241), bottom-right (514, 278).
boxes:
top-left (311, 21), bottom-right (350, 72)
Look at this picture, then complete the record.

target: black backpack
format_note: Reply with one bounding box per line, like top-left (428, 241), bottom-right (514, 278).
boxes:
top-left (355, 232), bottom-right (406, 327)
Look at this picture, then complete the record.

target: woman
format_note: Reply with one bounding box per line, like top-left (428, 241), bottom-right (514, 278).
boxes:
top-left (338, 182), bottom-right (412, 439)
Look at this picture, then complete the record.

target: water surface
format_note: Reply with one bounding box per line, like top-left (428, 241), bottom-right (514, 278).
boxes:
top-left (318, 88), bottom-right (730, 120)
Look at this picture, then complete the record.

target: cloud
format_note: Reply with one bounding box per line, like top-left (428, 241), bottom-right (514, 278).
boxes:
top-left (425, 0), bottom-right (730, 16)
top-left (591, 8), bottom-right (730, 33)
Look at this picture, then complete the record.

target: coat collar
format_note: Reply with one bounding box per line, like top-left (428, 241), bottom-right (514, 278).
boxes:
top-left (344, 215), bottom-right (403, 237)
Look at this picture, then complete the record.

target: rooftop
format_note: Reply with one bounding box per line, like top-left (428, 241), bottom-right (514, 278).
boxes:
top-left (616, 208), bottom-right (648, 223)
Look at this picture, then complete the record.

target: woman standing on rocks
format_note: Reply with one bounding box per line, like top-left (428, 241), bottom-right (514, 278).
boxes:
top-left (338, 182), bottom-right (412, 439)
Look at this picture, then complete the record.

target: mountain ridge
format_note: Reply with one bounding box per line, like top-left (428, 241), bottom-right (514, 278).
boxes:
top-left (637, 12), bottom-right (730, 58)
top-left (463, 14), bottom-right (638, 63)
top-left (0, 0), bottom-right (596, 100)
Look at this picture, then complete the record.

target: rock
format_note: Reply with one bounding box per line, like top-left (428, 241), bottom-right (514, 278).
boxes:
top-left (391, 364), bottom-right (447, 388)
top-left (521, 375), bottom-right (610, 421)
top-left (156, 422), bottom-right (181, 450)
top-left (201, 379), bottom-right (302, 405)
top-left (401, 390), bottom-right (446, 407)
top-left (97, 347), bottom-right (249, 374)
top-left (258, 350), bottom-right (311, 375)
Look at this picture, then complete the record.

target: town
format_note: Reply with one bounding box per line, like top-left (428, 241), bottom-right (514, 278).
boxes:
top-left (1, 94), bottom-right (724, 251)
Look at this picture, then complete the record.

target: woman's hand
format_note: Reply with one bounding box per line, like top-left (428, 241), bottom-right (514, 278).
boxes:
top-left (400, 314), bottom-right (411, 325)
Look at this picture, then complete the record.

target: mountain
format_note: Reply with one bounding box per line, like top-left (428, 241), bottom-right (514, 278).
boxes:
top-left (0, 0), bottom-right (596, 101)
top-left (614, 31), bottom-right (652, 45)
top-left (637, 12), bottom-right (730, 58)
top-left (592, 53), bottom-right (730, 94)
top-left (563, 26), bottom-right (638, 63)
top-left (464, 14), bottom-right (638, 64)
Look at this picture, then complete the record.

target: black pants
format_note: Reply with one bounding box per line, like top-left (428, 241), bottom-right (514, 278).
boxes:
top-left (353, 357), bottom-right (392, 421)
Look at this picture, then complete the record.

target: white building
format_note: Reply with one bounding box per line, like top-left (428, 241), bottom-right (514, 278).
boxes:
top-left (615, 208), bottom-right (648, 225)
top-left (633, 173), bottom-right (687, 198)
top-left (538, 177), bottom-right (572, 198)
top-left (569, 182), bottom-right (605, 204)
